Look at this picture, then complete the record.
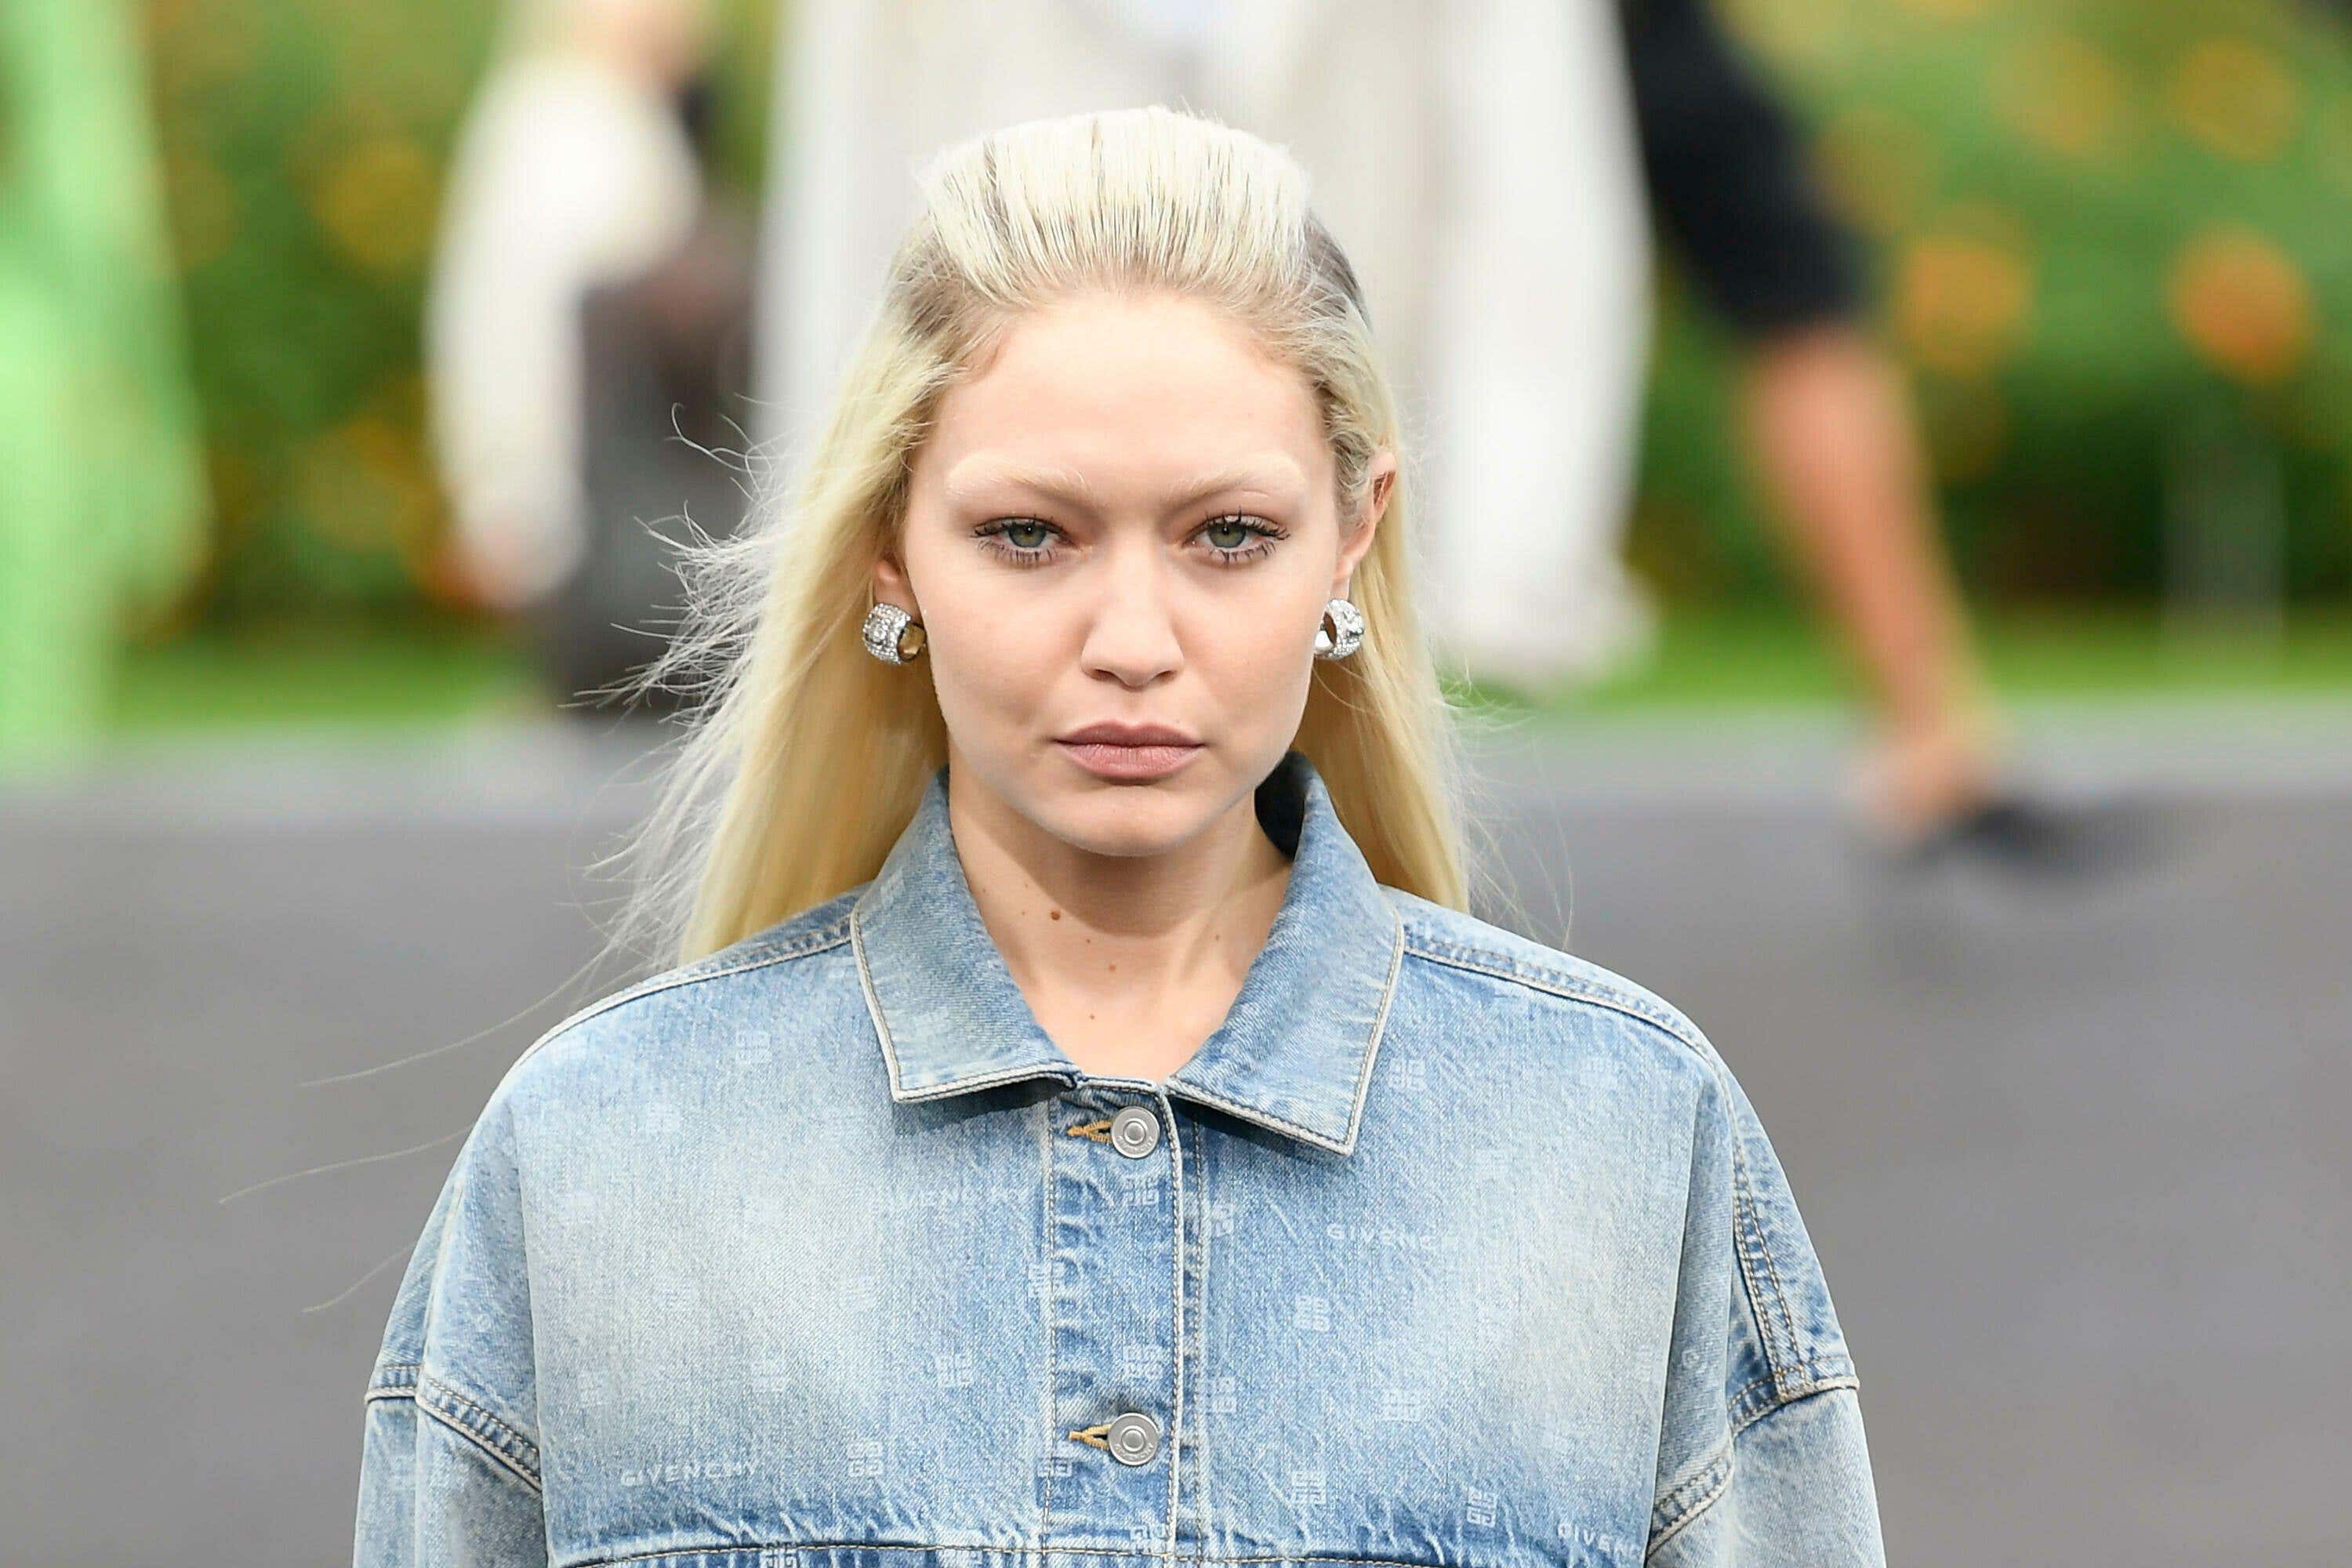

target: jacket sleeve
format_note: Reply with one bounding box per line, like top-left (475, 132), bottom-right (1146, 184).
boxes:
top-left (1645, 1046), bottom-right (1886, 1566)
top-left (354, 1090), bottom-right (550, 1567)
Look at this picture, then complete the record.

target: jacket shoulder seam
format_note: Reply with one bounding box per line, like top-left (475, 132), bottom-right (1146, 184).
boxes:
top-left (508, 910), bottom-right (855, 1080)
top-left (1398, 933), bottom-right (1714, 1065)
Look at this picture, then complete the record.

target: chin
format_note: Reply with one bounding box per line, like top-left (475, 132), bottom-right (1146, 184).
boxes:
top-left (1046, 780), bottom-right (1217, 854)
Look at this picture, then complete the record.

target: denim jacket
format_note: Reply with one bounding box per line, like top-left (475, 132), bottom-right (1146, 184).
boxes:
top-left (356, 748), bottom-right (1886, 1568)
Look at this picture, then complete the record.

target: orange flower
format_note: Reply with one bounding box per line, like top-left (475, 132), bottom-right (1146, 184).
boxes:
top-left (2168, 38), bottom-right (2299, 162)
top-left (1894, 227), bottom-right (2034, 379)
top-left (2168, 227), bottom-right (2314, 386)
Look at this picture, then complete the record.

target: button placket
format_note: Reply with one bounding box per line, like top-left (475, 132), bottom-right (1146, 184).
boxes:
top-left (1048, 1088), bottom-right (1179, 1531)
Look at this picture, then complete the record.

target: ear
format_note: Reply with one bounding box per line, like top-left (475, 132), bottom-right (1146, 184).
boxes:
top-left (1333, 447), bottom-right (1396, 596)
top-left (872, 551), bottom-right (917, 616)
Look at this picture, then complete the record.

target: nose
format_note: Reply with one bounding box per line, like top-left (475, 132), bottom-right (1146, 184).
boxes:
top-left (1077, 544), bottom-right (1183, 688)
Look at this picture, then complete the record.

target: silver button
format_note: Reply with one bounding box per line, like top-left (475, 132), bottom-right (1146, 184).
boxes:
top-left (1109, 1105), bottom-right (1160, 1158)
top-left (1105, 1410), bottom-right (1161, 1465)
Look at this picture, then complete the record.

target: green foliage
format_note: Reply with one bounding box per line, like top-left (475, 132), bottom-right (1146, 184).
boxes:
top-left (1639, 0), bottom-right (2352, 604)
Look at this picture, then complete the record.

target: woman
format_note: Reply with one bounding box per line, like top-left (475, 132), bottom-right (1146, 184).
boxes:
top-left (422, 0), bottom-right (710, 615)
top-left (355, 107), bottom-right (1886, 1568)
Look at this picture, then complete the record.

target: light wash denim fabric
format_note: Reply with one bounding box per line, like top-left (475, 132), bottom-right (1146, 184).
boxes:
top-left (356, 747), bottom-right (1886, 1568)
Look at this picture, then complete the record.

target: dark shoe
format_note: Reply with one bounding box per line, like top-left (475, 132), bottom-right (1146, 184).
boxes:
top-left (1878, 785), bottom-right (2176, 882)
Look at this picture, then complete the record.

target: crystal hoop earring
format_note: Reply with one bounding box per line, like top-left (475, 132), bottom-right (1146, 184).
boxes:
top-left (1313, 596), bottom-right (1365, 660)
top-left (861, 598), bottom-right (927, 665)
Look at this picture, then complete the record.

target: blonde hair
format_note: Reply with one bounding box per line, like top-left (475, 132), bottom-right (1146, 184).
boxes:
top-left (597, 104), bottom-right (1512, 973)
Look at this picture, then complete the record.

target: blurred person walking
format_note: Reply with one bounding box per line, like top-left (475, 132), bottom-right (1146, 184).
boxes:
top-left (0, 0), bottom-right (209, 773)
top-left (750, 0), bottom-right (1662, 691)
top-left (1620, 0), bottom-right (2154, 875)
top-left (423, 0), bottom-right (754, 713)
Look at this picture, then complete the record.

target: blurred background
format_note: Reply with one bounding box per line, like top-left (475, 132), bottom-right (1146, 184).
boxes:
top-left (2, 0), bottom-right (2347, 1563)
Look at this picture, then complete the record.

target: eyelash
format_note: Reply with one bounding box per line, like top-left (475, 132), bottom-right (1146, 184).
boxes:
top-left (972, 514), bottom-right (1290, 569)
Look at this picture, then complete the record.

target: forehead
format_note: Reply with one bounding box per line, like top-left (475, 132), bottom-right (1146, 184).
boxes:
top-left (916, 292), bottom-right (1327, 499)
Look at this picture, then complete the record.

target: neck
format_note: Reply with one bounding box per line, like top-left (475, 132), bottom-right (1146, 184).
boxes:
top-left (946, 761), bottom-right (1293, 1072)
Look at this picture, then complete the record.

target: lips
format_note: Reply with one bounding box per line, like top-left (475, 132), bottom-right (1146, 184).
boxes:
top-left (1054, 728), bottom-right (1203, 781)
top-left (1055, 723), bottom-right (1201, 748)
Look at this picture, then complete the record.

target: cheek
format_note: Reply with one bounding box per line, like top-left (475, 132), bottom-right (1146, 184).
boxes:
top-left (920, 586), bottom-right (1058, 722)
top-left (903, 533), bottom-right (1040, 699)
top-left (1192, 581), bottom-right (1320, 700)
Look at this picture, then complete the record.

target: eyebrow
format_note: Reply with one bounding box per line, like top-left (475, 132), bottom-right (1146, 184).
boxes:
top-left (941, 458), bottom-right (1304, 510)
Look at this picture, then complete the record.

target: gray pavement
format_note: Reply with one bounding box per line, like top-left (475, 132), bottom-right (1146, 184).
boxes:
top-left (3, 699), bottom-right (2347, 1566)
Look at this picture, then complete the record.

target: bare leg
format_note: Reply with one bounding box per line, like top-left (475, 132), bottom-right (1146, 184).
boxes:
top-left (1736, 320), bottom-right (2009, 840)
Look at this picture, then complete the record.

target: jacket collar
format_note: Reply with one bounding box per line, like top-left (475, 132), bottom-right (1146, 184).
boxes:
top-left (849, 748), bottom-right (1405, 1156)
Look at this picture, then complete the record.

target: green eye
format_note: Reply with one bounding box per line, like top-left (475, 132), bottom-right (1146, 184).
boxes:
top-left (1196, 514), bottom-right (1287, 566)
top-left (974, 517), bottom-right (1067, 568)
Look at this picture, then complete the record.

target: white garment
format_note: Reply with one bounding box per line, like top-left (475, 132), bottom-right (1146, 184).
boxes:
top-left (423, 55), bottom-right (701, 608)
top-left (751, 0), bottom-right (1659, 684)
